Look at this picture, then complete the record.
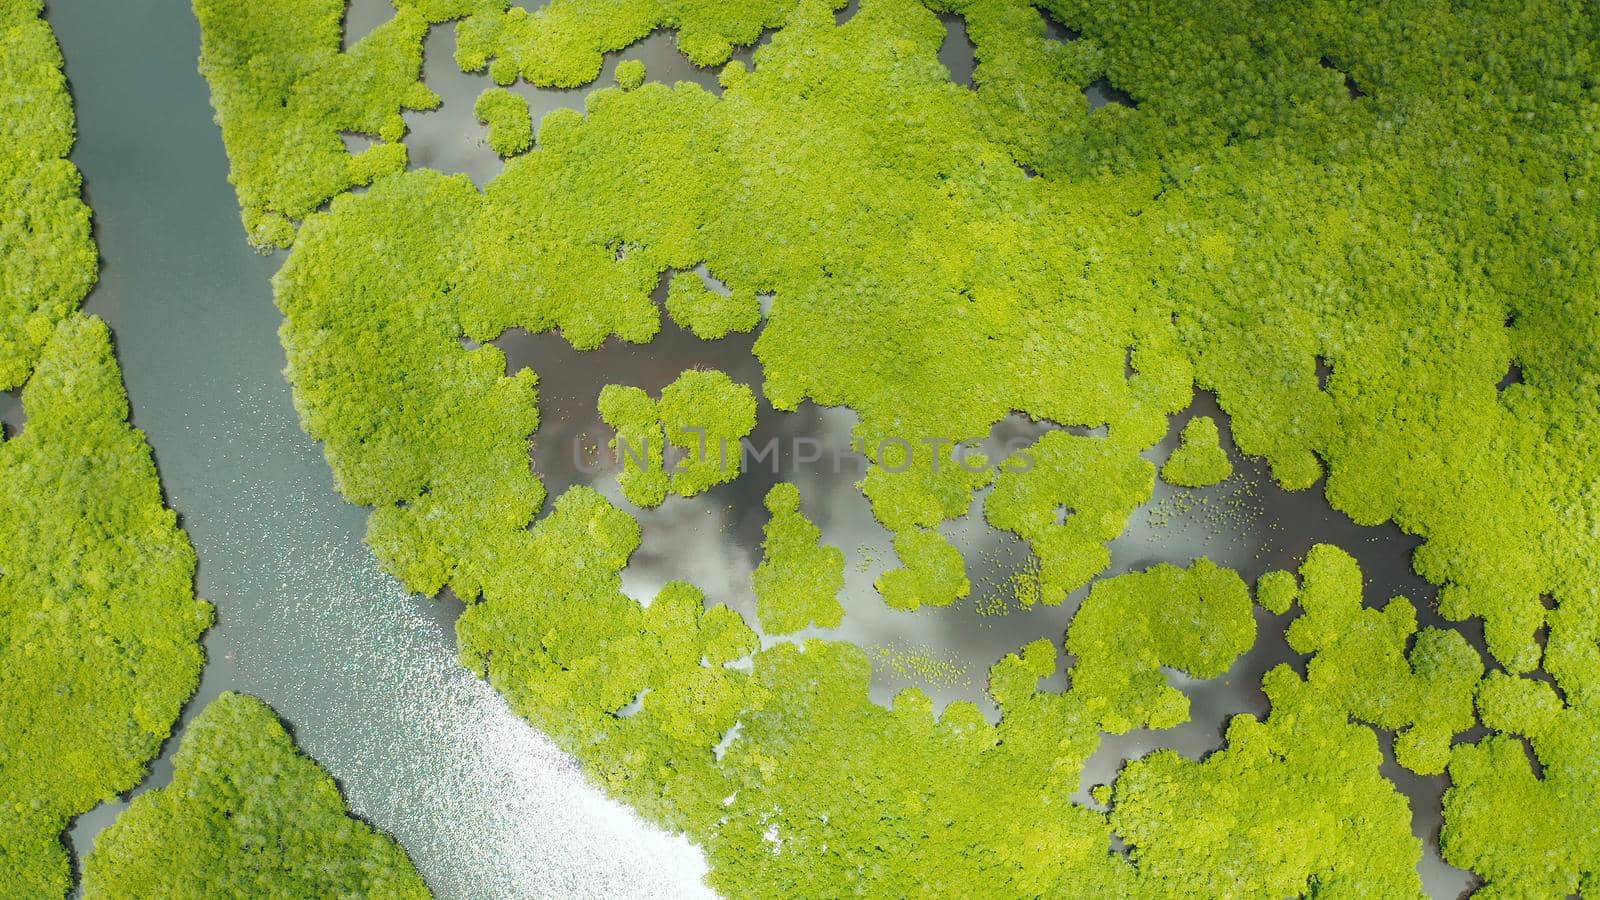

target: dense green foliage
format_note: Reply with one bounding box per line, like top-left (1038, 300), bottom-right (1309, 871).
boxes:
top-left (0, 1), bottom-right (96, 391)
top-left (192, 0), bottom-right (435, 246)
top-left (1442, 591), bottom-right (1600, 897)
top-left (615, 58), bottom-right (647, 92)
top-left (752, 483), bottom-right (846, 633)
top-left (1160, 415), bottom-right (1232, 487)
top-left (874, 526), bottom-right (969, 611)
top-left (1253, 568), bottom-right (1297, 616)
top-left (1282, 545), bottom-right (1483, 775)
top-left (598, 381), bottom-right (668, 505)
top-left (1066, 558), bottom-right (1252, 733)
top-left (665, 270), bottom-right (760, 340)
top-left (658, 368), bottom-right (758, 496)
top-left (82, 692), bottom-right (430, 898)
top-left (1112, 665), bottom-right (1426, 897)
top-left (599, 368), bottom-right (756, 506)
top-left (454, 486), bottom-right (757, 833)
top-left (0, 317), bottom-right (213, 897)
top-left (193, 0), bottom-right (1600, 893)
top-left (473, 86), bottom-right (531, 156)
top-left (1, 6), bottom-right (211, 894)
top-left (985, 430), bottom-right (1154, 604)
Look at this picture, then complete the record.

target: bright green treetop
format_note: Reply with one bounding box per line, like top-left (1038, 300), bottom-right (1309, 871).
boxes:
top-left (753, 483), bottom-right (846, 633)
top-left (1160, 415), bottom-right (1233, 487)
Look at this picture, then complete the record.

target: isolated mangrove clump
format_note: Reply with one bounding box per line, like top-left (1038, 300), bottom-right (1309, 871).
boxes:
top-left (1160, 415), bottom-right (1232, 487)
top-left (754, 482), bottom-right (847, 634)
